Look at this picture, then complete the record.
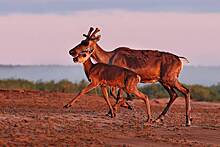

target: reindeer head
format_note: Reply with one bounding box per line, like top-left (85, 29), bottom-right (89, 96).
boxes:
top-left (69, 27), bottom-right (101, 63)
top-left (73, 48), bottom-right (95, 63)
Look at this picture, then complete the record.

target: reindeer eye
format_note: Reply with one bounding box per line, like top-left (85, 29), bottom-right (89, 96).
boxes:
top-left (82, 54), bottom-right (87, 57)
top-left (81, 40), bottom-right (89, 46)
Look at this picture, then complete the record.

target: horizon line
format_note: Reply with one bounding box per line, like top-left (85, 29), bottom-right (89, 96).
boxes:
top-left (0, 64), bottom-right (220, 67)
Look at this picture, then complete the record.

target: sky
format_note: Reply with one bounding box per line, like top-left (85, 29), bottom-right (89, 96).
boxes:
top-left (0, 0), bottom-right (220, 66)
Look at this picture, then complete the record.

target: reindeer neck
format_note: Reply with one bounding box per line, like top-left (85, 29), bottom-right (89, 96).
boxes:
top-left (91, 43), bottom-right (113, 64)
top-left (83, 57), bottom-right (94, 79)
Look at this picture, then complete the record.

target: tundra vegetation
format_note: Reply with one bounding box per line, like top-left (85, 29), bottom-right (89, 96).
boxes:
top-left (0, 79), bottom-right (219, 102)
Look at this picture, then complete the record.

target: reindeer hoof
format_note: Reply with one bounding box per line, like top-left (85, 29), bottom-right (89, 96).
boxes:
top-left (120, 101), bottom-right (133, 110)
top-left (153, 118), bottom-right (163, 123)
top-left (63, 104), bottom-right (72, 108)
top-left (152, 119), bottom-right (158, 123)
top-left (146, 118), bottom-right (153, 123)
top-left (186, 124), bottom-right (191, 127)
top-left (107, 110), bottom-right (111, 116)
top-left (111, 113), bottom-right (116, 118)
top-left (106, 111), bottom-right (116, 118)
top-left (153, 115), bottom-right (165, 123)
top-left (127, 105), bottom-right (133, 110)
top-left (186, 121), bottom-right (191, 127)
top-left (185, 117), bottom-right (192, 127)
top-left (186, 123), bottom-right (191, 127)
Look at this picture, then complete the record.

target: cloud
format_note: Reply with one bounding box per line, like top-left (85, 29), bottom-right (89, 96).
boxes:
top-left (0, 10), bottom-right (220, 65)
top-left (0, 0), bottom-right (220, 14)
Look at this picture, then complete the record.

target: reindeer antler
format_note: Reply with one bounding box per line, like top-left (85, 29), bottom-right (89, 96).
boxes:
top-left (90, 28), bottom-right (100, 39)
top-left (83, 27), bottom-right (100, 40)
top-left (83, 27), bottom-right (94, 38)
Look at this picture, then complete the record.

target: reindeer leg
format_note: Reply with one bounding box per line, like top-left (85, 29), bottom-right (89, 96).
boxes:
top-left (101, 86), bottom-right (116, 118)
top-left (126, 87), bottom-right (151, 122)
top-left (109, 87), bottom-right (122, 112)
top-left (126, 92), bottom-right (133, 101)
top-left (133, 89), bottom-right (152, 122)
top-left (115, 89), bottom-right (133, 111)
top-left (110, 86), bottom-right (118, 100)
top-left (109, 88), bottom-right (133, 115)
top-left (118, 89), bottom-right (133, 110)
top-left (112, 97), bottom-right (127, 113)
top-left (124, 76), bottom-right (152, 122)
top-left (174, 81), bottom-right (192, 127)
top-left (155, 83), bottom-right (177, 123)
top-left (63, 82), bottom-right (97, 108)
top-left (107, 87), bottom-right (119, 115)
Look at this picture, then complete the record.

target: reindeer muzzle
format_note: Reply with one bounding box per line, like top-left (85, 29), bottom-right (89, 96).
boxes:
top-left (73, 57), bottom-right (78, 63)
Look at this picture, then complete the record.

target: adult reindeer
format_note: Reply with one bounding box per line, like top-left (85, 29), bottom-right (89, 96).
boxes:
top-left (69, 27), bottom-right (192, 126)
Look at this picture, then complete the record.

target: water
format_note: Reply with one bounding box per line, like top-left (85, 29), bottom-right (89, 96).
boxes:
top-left (0, 65), bottom-right (86, 83)
top-left (0, 65), bottom-right (219, 86)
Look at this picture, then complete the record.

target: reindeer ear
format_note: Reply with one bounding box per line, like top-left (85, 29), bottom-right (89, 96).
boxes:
top-left (94, 35), bottom-right (101, 42)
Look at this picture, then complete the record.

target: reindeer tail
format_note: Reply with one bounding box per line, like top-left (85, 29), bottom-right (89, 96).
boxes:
top-left (179, 56), bottom-right (189, 64)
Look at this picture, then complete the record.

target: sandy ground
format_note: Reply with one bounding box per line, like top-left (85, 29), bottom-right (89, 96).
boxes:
top-left (0, 90), bottom-right (220, 146)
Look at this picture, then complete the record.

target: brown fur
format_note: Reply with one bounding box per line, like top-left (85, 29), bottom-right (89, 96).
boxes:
top-left (64, 51), bottom-right (152, 121)
top-left (69, 27), bottom-right (192, 126)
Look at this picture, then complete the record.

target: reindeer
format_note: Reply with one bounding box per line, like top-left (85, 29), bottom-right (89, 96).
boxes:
top-left (69, 27), bottom-right (192, 126)
top-left (64, 49), bottom-right (152, 122)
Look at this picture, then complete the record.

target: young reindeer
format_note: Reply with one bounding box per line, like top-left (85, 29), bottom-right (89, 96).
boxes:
top-left (71, 27), bottom-right (133, 111)
top-left (64, 47), bottom-right (152, 122)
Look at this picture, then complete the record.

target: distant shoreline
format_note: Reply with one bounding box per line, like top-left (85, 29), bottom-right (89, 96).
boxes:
top-left (0, 65), bottom-right (219, 86)
top-left (0, 64), bottom-right (81, 67)
top-left (0, 64), bottom-right (220, 67)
